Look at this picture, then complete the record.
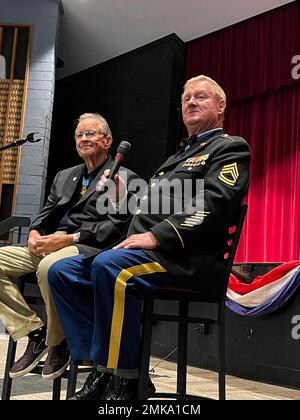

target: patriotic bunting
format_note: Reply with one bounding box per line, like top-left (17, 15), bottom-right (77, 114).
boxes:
top-left (226, 261), bottom-right (300, 316)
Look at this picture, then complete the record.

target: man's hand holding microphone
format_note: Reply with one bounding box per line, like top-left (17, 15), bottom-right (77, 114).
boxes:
top-left (96, 140), bottom-right (159, 250)
top-left (96, 140), bottom-right (131, 204)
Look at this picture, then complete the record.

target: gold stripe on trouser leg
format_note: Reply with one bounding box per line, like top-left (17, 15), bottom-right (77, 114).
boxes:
top-left (107, 262), bottom-right (167, 369)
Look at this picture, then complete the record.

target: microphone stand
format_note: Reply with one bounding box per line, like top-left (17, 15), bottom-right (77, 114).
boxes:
top-left (0, 133), bottom-right (41, 152)
top-left (0, 138), bottom-right (27, 151)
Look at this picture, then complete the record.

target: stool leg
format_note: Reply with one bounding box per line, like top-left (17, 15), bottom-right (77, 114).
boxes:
top-left (138, 296), bottom-right (154, 399)
top-left (52, 377), bottom-right (61, 400)
top-left (177, 301), bottom-right (188, 397)
top-left (218, 306), bottom-right (226, 400)
top-left (2, 336), bottom-right (17, 400)
top-left (66, 363), bottom-right (78, 399)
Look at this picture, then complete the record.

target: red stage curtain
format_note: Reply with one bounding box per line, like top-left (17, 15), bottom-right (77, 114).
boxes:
top-left (227, 84), bottom-right (300, 261)
top-left (185, 1), bottom-right (300, 102)
top-left (184, 1), bottom-right (300, 262)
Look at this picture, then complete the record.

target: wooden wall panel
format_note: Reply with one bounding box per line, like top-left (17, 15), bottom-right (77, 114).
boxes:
top-left (0, 24), bottom-right (30, 242)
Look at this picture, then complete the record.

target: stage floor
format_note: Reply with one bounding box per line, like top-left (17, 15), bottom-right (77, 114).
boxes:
top-left (1, 335), bottom-right (299, 400)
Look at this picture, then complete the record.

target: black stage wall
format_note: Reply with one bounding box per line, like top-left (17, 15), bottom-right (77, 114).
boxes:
top-left (47, 33), bottom-right (184, 195)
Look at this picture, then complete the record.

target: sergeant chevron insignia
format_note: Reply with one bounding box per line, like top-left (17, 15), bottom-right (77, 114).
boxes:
top-left (218, 162), bottom-right (239, 186)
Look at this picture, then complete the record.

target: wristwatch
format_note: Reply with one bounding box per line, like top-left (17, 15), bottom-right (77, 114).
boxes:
top-left (72, 232), bottom-right (80, 244)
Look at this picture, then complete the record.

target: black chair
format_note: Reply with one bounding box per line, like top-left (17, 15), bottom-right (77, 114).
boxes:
top-left (0, 216), bottom-right (93, 400)
top-left (0, 215), bottom-right (31, 241)
top-left (138, 204), bottom-right (248, 400)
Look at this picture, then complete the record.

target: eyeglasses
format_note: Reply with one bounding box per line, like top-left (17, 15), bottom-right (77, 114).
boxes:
top-left (74, 130), bottom-right (105, 140)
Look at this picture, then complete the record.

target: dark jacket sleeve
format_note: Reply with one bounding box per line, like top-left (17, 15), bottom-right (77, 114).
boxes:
top-left (29, 172), bottom-right (62, 234)
top-left (151, 139), bottom-right (251, 253)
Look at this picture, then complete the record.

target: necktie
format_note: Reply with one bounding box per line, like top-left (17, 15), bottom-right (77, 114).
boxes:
top-left (179, 135), bottom-right (198, 150)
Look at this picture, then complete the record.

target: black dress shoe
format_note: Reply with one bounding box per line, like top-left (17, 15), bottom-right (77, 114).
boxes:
top-left (102, 375), bottom-right (156, 400)
top-left (69, 368), bottom-right (112, 400)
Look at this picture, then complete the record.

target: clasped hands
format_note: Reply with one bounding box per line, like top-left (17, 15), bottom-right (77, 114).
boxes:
top-left (28, 230), bottom-right (72, 257)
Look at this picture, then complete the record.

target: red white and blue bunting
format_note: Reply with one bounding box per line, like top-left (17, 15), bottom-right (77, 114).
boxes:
top-left (226, 261), bottom-right (300, 316)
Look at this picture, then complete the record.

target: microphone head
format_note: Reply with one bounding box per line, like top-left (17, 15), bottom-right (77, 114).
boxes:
top-left (116, 140), bottom-right (131, 159)
top-left (26, 132), bottom-right (42, 143)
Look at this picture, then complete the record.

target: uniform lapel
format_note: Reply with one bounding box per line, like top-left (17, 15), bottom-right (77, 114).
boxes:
top-left (58, 165), bottom-right (85, 206)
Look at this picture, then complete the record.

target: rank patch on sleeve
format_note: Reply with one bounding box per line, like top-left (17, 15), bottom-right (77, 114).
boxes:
top-left (218, 163), bottom-right (239, 186)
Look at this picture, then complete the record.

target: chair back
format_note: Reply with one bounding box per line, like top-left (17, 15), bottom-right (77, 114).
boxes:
top-left (221, 204), bottom-right (248, 297)
top-left (0, 216), bottom-right (31, 242)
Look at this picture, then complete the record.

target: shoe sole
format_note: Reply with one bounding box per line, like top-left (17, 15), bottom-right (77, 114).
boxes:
top-left (42, 355), bottom-right (71, 380)
top-left (9, 347), bottom-right (50, 379)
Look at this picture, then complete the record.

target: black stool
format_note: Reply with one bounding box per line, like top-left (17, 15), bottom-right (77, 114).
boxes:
top-left (138, 205), bottom-right (247, 400)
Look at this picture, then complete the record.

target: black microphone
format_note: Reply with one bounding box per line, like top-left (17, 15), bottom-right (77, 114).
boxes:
top-left (26, 132), bottom-right (42, 143)
top-left (108, 140), bottom-right (131, 179)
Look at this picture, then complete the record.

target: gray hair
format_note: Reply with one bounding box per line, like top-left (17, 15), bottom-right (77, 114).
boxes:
top-left (183, 75), bottom-right (226, 105)
top-left (76, 113), bottom-right (112, 136)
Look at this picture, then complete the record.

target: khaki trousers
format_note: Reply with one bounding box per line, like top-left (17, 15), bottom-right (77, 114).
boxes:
top-left (0, 239), bottom-right (79, 346)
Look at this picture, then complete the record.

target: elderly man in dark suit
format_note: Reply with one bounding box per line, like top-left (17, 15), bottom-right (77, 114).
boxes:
top-left (0, 113), bottom-right (137, 380)
top-left (48, 75), bottom-right (251, 400)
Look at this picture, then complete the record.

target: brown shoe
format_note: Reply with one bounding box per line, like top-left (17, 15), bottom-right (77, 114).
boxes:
top-left (42, 339), bottom-right (71, 380)
top-left (9, 327), bottom-right (49, 378)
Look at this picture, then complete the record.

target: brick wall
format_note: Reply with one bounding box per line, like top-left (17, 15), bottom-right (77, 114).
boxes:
top-left (0, 0), bottom-right (62, 242)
